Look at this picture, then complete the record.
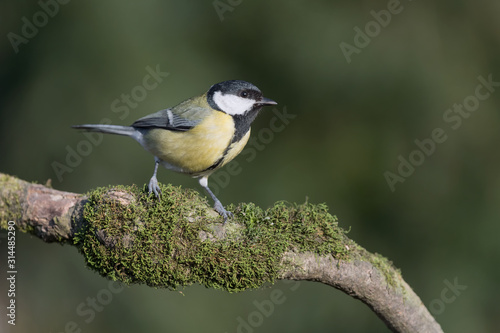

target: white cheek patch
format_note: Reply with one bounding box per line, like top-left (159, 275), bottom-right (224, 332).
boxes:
top-left (213, 91), bottom-right (256, 115)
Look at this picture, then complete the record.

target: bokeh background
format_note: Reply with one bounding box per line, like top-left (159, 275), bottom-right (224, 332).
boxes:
top-left (1, 0), bottom-right (499, 332)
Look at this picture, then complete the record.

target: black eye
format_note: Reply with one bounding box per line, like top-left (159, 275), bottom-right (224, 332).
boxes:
top-left (239, 91), bottom-right (249, 98)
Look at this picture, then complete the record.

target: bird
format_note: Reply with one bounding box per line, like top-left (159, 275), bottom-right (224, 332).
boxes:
top-left (73, 80), bottom-right (277, 222)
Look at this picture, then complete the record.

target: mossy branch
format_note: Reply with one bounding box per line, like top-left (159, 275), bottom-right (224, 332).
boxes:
top-left (0, 172), bottom-right (442, 333)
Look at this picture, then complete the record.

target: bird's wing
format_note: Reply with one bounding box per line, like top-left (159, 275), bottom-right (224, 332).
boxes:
top-left (132, 97), bottom-right (210, 132)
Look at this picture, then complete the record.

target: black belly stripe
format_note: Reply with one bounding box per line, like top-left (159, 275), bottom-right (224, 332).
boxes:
top-left (198, 108), bottom-right (259, 174)
top-left (203, 156), bottom-right (225, 172)
top-left (198, 142), bottom-right (233, 173)
top-left (198, 127), bottom-right (248, 174)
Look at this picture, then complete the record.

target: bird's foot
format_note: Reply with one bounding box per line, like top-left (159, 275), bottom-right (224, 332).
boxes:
top-left (213, 201), bottom-right (233, 224)
top-left (148, 176), bottom-right (161, 199)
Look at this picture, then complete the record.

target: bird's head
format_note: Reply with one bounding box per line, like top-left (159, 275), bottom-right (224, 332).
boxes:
top-left (207, 80), bottom-right (277, 116)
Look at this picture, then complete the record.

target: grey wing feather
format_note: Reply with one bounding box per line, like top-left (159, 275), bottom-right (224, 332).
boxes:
top-left (132, 105), bottom-right (207, 132)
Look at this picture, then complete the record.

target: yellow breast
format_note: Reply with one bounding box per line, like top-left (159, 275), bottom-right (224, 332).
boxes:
top-left (219, 130), bottom-right (251, 168)
top-left (142, 111), bottom-right (237, 175)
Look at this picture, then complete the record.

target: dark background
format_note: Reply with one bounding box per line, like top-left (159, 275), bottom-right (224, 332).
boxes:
top-left (1, 1), bottom-right (499, 332)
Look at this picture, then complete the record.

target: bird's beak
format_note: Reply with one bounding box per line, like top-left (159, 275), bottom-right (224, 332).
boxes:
top-left (257, 97), bottom-right (278, 106)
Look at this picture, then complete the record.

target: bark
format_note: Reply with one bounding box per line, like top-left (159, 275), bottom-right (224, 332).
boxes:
top-left (0, 172), bottom-right (442, 333)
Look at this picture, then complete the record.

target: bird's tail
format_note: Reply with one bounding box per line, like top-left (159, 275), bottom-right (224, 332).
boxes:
top-left (72, 124), bottom-right (137, 137)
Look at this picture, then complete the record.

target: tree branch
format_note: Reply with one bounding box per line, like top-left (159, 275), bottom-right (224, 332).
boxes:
top-left (0, 172), bottom-right (442, 333)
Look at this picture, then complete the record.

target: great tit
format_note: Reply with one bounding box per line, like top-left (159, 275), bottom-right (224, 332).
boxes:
top-left (73, 80), bottom-right (277, 222)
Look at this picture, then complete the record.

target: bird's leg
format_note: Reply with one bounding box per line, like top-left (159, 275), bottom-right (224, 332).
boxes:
top-left (148, 157), bottom-right (162, 198)
top-left (198, 176), bottom-right (233, 223)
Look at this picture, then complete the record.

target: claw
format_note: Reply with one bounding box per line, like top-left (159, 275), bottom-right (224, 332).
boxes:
top-left (213, 201), bottom-right (233, 224)
top-left (148, 176), bottom-right (161, 198)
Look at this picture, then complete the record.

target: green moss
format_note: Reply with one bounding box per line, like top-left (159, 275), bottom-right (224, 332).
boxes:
top-left (350, 246), bottom-right (403, 290)
top-left (0, 173), bottom-right (24, 227)
top-left (370, 252), bottom-right (403, 290)
top-left (74, 184), bottom-right (353, 292)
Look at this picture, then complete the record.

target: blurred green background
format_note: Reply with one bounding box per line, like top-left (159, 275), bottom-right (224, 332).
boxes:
top-left (1, 0), bottom-right (499, 332)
